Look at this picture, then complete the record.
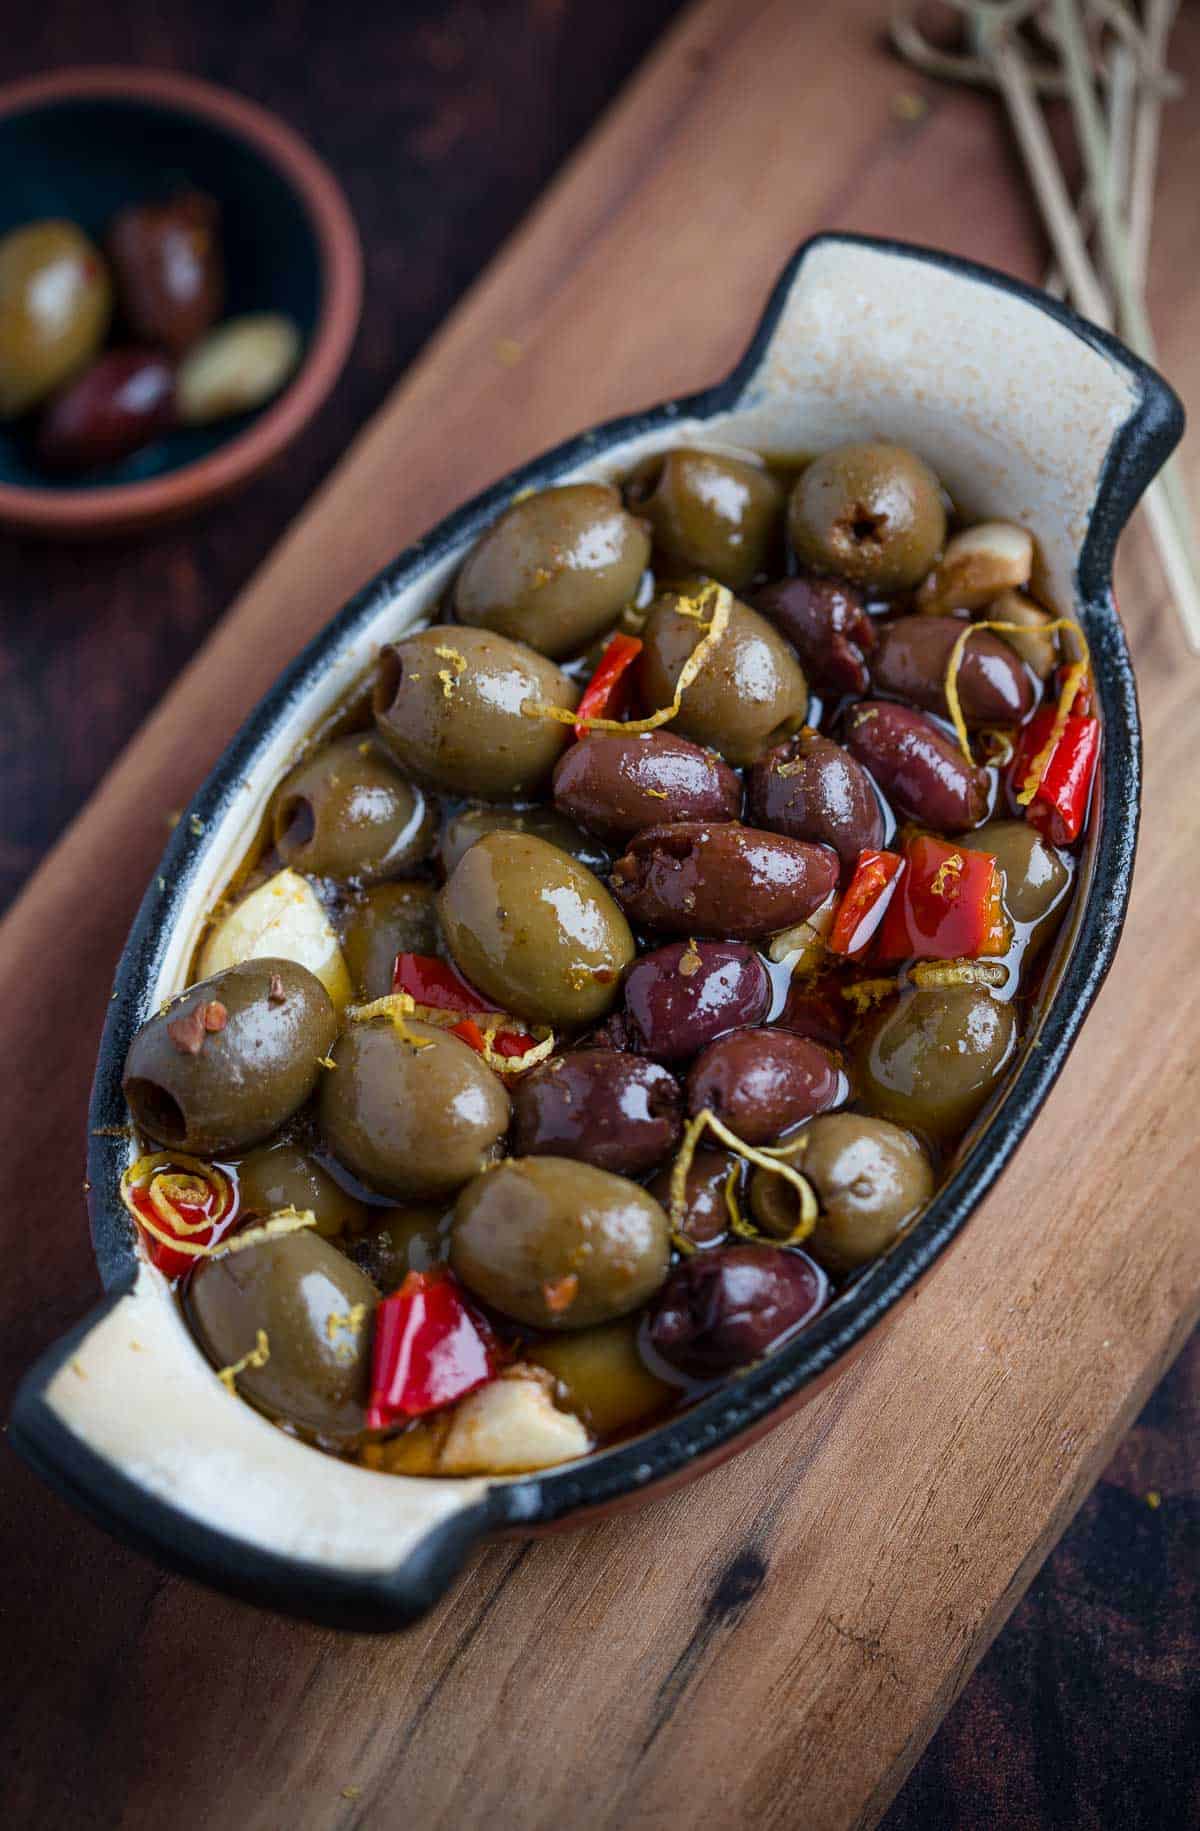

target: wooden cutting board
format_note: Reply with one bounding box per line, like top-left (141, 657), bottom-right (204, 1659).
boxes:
top-left (3, 1), bottom-right (1199, 1826)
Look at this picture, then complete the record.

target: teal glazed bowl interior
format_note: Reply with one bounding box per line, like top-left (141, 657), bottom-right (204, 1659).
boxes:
top-left (0, 68), bottom-right (361, 535)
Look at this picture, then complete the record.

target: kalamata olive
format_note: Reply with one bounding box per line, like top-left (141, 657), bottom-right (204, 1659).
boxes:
top-left (610, 822), bottom-right (839, 940)
top-left (646, 1146), bottom-right (736, 1246)
top-left (512, 1051), bottom-right (682, 1174)
top-left (186, 1230), bottom-right (375, 1447)
top-left (623, 448), bottom-right (784, 589)
top-left (106, 191), bottom-right (223, 355)
top-left (639, 588), bottom-right (809, 766)
top-left (439, 832), bottom-right (634, 1026)
top-left (527, 1318), bottom-right (672, 1437)
top-left (788, 442), bottom-right (947, 592)
top-left (987, 589), bottom-right (1059, 681)
top-left (451, 1156), bottom-right (671, 1330)
top-left (852, 984), bottom-right (1017, 1143)
top-left (746, 731), bottom-right (884, 875)
top-left (454, 483), bottom-right (651, 659)
top-left (438, 801), bottom-right (608, 878)
top-left (843, 701), bottom-right (990, 831)
top-left (233, 1140), bottom-right (369, 1239)
top-left (270, 734), bottom-right (435, 884)
top-left (340, 881), bottom-right (440, 1001)
top-left (749, 1113), bottom-right (933, 1271)
top-left (374, 625), bottom-right (576, 799)
top-left (622, 940), bottom-right (770, 1061)
top-left (686, 1028), bottom-right (844, 1143)
top-left (870, 616), bottom-right (1034, 726)
top-left (552, 731), bottom-right (741, 841)
top-left (35, 348), bottom-right (175, 472)
top-left (176, 312), bottom-right (301, 424)
top-left (969, 819), bottom-right (1069, 936)
top-left (0, 220), bottom-right (112, 418)
top-left (753, 572), bottom-right (877, 694)
top-left (123, 959), bottom-right (336, 1155)
top-left (349, 1203), bottom-right (452, 1291)
top-left (319, 1015), bottom-right (510, 1199)
top-left (646, 1244), bottom-right (827, 1376)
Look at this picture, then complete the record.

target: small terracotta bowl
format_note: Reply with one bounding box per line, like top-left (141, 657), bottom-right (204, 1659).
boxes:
top-left (0, 67), bottom-right (361, 537)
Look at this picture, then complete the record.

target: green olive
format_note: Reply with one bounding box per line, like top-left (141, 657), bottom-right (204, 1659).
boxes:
top-left (123, 959), bottom-right (337, 1155)
top-left (186, 1230), bottom-right (375, 1447)
top-left (526, 1318), bottom-right (672, 1434)
top-left (970, 820), bottom-right (1070, 932)
top-left (451, 1156), bottom-right (671, 1329)
top-left (270, 734), bottom-right (435, 883)
top-left (438, 801), bottom-right (609, 878)
top-left (639, 586), bottom-right (809, 767)
top-left (624, 448), bottom-right (784, 589)
top-left (340, 881), bottom-right (440, 1000)
top-left (348, 1204), bottom-right (452, 1292)
top-left (373, 625), bottom-right (577, 798)
top-left (454, 483), bottom-right (651, 659)
top-left (750, 1113), bottom-right (933, 1272)
top-left (232, 1141), bottom-right (369, 1240)
top-left (788, 442), bottom-right (947, 592)
top-left (0, 220), bottom-right (112, 419)
top-left (439, 831), bottom-right (634, 1025)
top-left (318, 1015), bottom-right (510, 1200)
top-left (852, 985), bottom-right (1017, 1145)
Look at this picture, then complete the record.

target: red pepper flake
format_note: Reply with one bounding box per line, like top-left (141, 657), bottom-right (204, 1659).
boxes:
top-left (268, 972), bottom-right (287, 1004)
top-left (202, 1000), bottom-right (228, 1032)
top-left (542, 1273), bottom-right (579, 1314)
top-left (166, 1006), bottom-right (207, 1054)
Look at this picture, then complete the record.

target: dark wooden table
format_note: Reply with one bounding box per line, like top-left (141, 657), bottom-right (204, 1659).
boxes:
top-left (0, 5), bottom-right (1195, 1826)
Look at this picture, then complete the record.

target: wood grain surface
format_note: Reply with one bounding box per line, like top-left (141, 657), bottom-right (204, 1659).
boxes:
top-left (1, 2), bottom-right (1197, 1827)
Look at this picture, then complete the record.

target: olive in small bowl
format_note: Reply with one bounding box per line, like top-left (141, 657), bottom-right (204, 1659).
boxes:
top-left (319, 1014), bottom-right (510, 1201)
top-left (639, 588), bottom-right (809, 767)
top-left (623, 447), bottom-right (783, 589)
top-left (36, 348), bottom-right (176, 473)
top-left (374, 625), bottom-right (577, 799)
top-left (186, 1229), bottom-right (376, 1448)
top-left (454, 482), bottom-right (651, 660)
top-left (646, 1244), bottom-right (828, 1377)
top-left (451, 1156), bottom-right (671, 1330)
top-left (852, 984), bottom-right (1017, 1145)
top-left (788, 441), bottom-right (946, 592)
top-left (106, 190), bottom-right (224, 356)
top-left (0, 219), bottom-right (112, 419)
top-left (123, 958), bottom-right (336, 1156)
top-left (439, 831), bottom-right (634, 1027)
top-left (271, 734), bottom-right (435, 884)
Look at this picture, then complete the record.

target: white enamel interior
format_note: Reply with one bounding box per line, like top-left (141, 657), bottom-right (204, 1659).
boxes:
top-left (45, 241), bottom-right (1140, 1577)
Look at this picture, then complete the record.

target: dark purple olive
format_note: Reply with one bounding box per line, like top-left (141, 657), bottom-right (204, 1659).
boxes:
top-left (776, 977), bottom-right (848, 1052)
top-left (610, 822), bottom-right (839, 940)
top-left (35, 348), bottom-right (175, 472)
top-left (646, 1244), bottom-right (828, 1375)
top-left (686, 1028), bottom-right (845, 1143)
top-left (512, 1051), bottom-right (682, 1176)
top-left (753, 573), bottom-right (877, 693)
top-left (106, 191), bottom-right (223, 355)
top-left (746, 731), bottom-right (884, 876)
top-left (623, 940), bottom-right (770, 1062)
top-left (843, 701), bottom-right (990, 831)
top-left (552, 732), bottom-right (741, 841)
top-left (870, 616), bottom-right (1034, 726)
top-left (647, 1147), bottom-right (736, 1247)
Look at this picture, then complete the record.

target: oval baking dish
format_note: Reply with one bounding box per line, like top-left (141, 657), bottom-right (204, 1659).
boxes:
top-left (11, 235), bottom-right (1182, 1630)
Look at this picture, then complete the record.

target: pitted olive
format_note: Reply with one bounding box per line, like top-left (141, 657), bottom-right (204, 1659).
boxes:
top-left (788, 442), bottom-right (946, 591)
top-left (623, 448), bottom-right (783, 588)
top-left (270, 735), bottom-right (434, 883)
top-left (749, 1113), bottom-right (933, 1271)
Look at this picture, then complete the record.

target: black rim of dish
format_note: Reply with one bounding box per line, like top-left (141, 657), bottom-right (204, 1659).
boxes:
top-left (10, 234), bottom-right (1183, 1630)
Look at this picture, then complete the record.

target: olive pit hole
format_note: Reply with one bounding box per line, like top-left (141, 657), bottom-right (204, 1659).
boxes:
top-left (124, 1078), bottom-right (187, 1145)
top-left (624, 459), bottom-right (664, 508)
top-left (276, 795), bottom-right (316, 855)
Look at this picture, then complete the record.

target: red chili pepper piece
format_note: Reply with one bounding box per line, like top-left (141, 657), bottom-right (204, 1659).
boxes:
top-left (366, 1270), bottom-right (497, 1429)
top-left (1009, 708), bottom-right (1100, 847)
top-left (828, 848), bottom-right (904, 958)
top-left (392, 952), bottom-right (497, 1013)
top-left (574, 632), bottom-right (643, 738)
top-left (127, 1179), bottom-right (237, 1281)
top-left (450, 1017), bottom-right (486, 1051)
top-left (876, 835), bottom-right (1008, 962)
